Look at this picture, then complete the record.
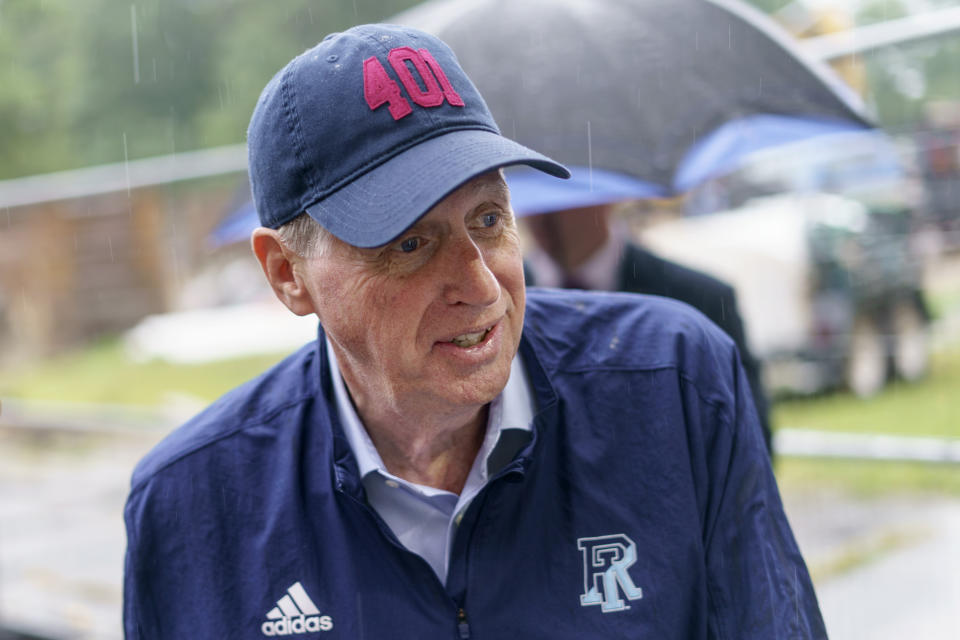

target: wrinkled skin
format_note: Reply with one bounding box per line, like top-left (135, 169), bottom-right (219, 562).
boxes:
top-left (252, 172), bottom-right (525, 489)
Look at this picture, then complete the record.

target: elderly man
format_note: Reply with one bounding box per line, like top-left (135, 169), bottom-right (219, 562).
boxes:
top-left (124, 24), bottom-right (825, 639)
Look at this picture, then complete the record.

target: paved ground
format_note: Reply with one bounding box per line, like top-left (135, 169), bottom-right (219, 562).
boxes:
top-left (783, 490), bottom-right (960, 638)
top-left (1, 424), bottom-right (958, 639)
top-left (820, 504), bottom-right (960, 639)
top-left (0, 428), bottom-right (149, 639)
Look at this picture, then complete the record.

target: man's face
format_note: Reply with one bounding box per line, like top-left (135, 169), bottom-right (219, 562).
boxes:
top-left (299, 172), bottom-right (525, 419)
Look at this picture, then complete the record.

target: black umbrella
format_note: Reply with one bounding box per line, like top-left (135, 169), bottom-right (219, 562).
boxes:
top-left (392, 0), bottom-right (873, 196)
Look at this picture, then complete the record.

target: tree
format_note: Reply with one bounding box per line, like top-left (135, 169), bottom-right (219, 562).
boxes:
top-left (856, 0), bottom-right (960, 131)
top-left (0, 0), bottom-right (423, 180)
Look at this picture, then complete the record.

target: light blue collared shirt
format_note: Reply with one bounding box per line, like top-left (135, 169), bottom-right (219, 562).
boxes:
top-left (326, 338), bottom-right (534, 583)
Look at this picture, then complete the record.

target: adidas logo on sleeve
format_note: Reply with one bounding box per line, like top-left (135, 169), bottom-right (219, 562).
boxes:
top-left (261, 582), bottom-right (333, 636)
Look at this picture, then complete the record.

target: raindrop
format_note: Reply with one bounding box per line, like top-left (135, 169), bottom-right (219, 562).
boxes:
top-left (131, 4), bottom-right (140, 85)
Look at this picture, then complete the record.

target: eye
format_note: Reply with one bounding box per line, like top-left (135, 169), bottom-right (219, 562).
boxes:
top-left (480, 212), bottom-right (500, 228)
top-left (398, 236), bottom-right (421, 253)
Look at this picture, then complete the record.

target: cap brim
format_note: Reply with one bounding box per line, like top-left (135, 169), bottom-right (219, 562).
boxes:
top-left (305, 129), bottom-right (569, 248)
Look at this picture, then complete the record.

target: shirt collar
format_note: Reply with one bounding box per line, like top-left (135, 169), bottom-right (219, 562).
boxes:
top-left (326, 337), bottom-right (534, 483)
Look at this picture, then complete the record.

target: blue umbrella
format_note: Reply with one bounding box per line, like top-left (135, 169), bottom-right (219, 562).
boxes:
top-left (208, 200), bottom-right (259, 248)
top-left (211, 113), bottom-right (870, 245)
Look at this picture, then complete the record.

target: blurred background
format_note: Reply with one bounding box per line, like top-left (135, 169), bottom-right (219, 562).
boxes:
top-left (0, 0), bottom-right (958, 638)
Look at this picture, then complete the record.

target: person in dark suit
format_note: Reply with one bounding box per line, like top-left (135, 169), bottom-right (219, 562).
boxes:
top-left (523, 202), bottom-right (772, 454)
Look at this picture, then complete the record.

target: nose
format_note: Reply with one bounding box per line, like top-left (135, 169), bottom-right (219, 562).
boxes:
top-left (440, 234), bottom-right (501, 307)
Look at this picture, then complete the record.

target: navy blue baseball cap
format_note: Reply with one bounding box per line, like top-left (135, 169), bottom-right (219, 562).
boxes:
top-left (247, 23), bottom-right (569, 248)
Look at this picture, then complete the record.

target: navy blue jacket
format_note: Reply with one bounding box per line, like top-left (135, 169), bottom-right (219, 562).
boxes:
top-left (525, 241), bottom-right (772, 452)
top-left (614, 242), bottom-right (771, 452)
top-left (124, 289), bottom-right (825, 639)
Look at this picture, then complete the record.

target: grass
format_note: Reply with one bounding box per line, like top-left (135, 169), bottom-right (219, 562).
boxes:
top-left (927, 289), bottom-right (960, 325)
top-left (775, 456), bottom-right (960, 496)
top-left (3, 331), bottom-right (960, 498)
top-left (0, 337), bottom-right (290, 406)
top-left (773, 347), bottom-right (960, 439)
top-left (772, 344), bottom-right (960, 497)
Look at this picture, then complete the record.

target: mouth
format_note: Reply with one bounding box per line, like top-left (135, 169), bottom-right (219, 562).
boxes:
top-left (448, 325), bottom-right (495, 348)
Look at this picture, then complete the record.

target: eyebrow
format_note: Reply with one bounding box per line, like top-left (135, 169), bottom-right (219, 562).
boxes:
top-left (469, 172), bottom-right (510, 201)
top-left (377, 173), bottom-right (512, 245)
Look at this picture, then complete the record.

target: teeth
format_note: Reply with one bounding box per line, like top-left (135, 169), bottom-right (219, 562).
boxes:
top-left (451, 328), bottom-right (490, 348)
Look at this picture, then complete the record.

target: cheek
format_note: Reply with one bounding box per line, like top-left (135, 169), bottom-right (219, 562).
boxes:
top-left (497, 241), bottom-right (526, 333)
top-left (348, 273), bottom-right (428, 344)
top-left (311, 265), bottom-right (379, 334)
top-left (492, 237), bottom-right (526, 294)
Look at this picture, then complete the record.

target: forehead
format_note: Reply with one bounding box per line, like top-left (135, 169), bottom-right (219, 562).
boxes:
top-left (328, 171), bottom-right (511, 259)
top-left (417, 171), bottom-right (510, 223)
top-left (455, 170), bottom-right (509, 200)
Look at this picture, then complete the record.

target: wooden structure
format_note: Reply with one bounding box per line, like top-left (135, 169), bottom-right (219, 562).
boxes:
top-left (0, 145), bottom-right (249, 359)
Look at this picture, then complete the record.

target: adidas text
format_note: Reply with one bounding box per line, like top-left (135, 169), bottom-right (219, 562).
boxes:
top-left (262, 582), bottom-right (332, 636)
top-left (261, 614), bottom-right (333, 636)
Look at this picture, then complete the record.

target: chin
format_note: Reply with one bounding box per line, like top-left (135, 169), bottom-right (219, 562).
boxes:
top-left (443, 365), bottom-right (512, 408)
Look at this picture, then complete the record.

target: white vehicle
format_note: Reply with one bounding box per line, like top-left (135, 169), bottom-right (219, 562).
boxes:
top-left (644, 130), bottom-right (930, 397)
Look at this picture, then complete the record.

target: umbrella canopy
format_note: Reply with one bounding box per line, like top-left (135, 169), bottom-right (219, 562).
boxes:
top-left (210, 0), bottom-right (878, 245)
top-left (391, 0), bottom-right (873, 198)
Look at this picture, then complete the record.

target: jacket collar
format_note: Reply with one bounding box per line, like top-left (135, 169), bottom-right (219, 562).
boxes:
top-left (317, 314), bottom-right (562, 494)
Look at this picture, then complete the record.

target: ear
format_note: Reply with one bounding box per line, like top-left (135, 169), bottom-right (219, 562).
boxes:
top-left (251, 227), bottom-right (316, 316)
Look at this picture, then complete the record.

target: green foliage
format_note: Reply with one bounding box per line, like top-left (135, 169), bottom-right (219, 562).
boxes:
top-left (855, 0), bottom-right (960, 130)
top-left (0, 0), bottom-right (422, 179)
top-left (742, 0), bottom-right (792, 14)
top-left (2, 0), bottom-right (958, 179)
top-left (856, 0), bottom-right (909, 26)
top-left (0, 0), bottom-right (78, 177)
top-left (0, 337), bottom-right (288, 405)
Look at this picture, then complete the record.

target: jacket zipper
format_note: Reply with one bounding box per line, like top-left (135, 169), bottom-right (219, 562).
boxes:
top-left (339, 466), bottom-right (528, 639)
top-left (340, 489), bottom-right (472, 636)
top-left (449, 465), bottom-right (526, 639)
top-left (457, 607), bottom-right (470, 639)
